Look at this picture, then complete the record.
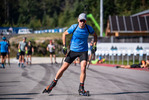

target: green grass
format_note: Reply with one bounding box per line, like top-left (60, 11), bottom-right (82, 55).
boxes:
top-left (9, 33), bottom-right (62, 44)
top-left (104, 60), bottom-right (140, 65)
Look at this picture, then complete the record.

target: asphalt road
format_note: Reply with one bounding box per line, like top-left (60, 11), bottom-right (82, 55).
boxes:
top-left (0, 62), bottom-right (149, 100)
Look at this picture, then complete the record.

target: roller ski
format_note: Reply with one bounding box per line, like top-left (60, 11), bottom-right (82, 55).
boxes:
top-left (42, 80), bottom-right (57, 94)
top-left (78, 83), bottom-right (90, 96)
top-left (78, 89), bottom-right (90, 96)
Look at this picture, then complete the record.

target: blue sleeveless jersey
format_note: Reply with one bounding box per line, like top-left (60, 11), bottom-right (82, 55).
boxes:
top-left (67, 24), bottom-right (94, 52)
top-left (0, 41), bottom-right (8, 53)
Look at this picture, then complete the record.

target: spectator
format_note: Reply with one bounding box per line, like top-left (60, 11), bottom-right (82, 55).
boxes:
top-left (47, 40), bottom-right (57, 64)
top-left (115, 60), bottom-right (149, 69)
top-left (91, 56), bottom-right (105, 64)
top-left (6, 40), bottom-right (10, 65)
top-left (26, 41), bottom-right (34, 65)
top-left (18, 37), bottom-right (27, 67)
top-left (0, 37), bottom-right (9, 68)
top-left (88, 39), bottom-right (94, 62)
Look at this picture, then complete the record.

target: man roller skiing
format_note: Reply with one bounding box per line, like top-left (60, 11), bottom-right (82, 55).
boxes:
top-left (0, 37), bottom-right (9, 68)
top-left (43, 13), bottom-right (97, 96)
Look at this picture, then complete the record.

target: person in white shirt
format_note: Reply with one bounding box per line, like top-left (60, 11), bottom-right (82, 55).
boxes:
top-left (47, 40), bottom-right (57, 64)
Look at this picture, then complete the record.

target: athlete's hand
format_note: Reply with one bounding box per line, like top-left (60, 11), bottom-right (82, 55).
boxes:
top-left (92, 45), bottom-right (97, 52)
top-left (18, 49), bottom-right (21, 53)
top-left (62, 46), bottom-right (67, 55)
top-left (25, 51), bottom-right (28, 54)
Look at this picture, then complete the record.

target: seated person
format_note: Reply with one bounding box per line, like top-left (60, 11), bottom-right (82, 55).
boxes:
top-left (115, 60), bottom-right (149, 69)
top-left (91, 56), bottom-right (105, 64)
top-left (145, 59), bottom-right (149, 68)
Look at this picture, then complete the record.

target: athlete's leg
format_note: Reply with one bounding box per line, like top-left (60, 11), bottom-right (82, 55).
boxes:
top-left (1, 55), bottom-right (4, 67)
top-left (19, 55), bottom-right (22, 64)
top-left (4, 55), bottom-right (7, 64)
top-left (29, 55), bottom-right (32, 64)
top-left (26, 55), bottom-right (29, 64)
top-left (1, 54), bottom-right (6, 68)
top-left (43, 62), bottom-right (70, 93)
top-left (7, 53), bottom-right (10, 65)
top-left (55, 62), bottom-right (70, 79)
top-left (21, 55), bottom-right (25, 67)
top-left (22, 55), bottom-right (25, 63)
top-left (78, 60), bottom-right (89, 96)
top-left (1, 55), bottom-right (3, 64)
top-left (88, 54), bottom-right (92, 62)
top-left (43, 51), bottom-right (76, 94)
top-left (50, 54), bottom-right (53, 64)
top-left (80, 60), bottom-right (87, 83)
top-left (78, 51), bottom-right (88, 95)
top-left (18, 55), bottom-right (21, 67)
top-left (53, 54), bottom-right (57, 63)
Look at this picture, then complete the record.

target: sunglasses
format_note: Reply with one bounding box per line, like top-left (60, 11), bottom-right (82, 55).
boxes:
top-left (80, 20), bottom-right (86, 23)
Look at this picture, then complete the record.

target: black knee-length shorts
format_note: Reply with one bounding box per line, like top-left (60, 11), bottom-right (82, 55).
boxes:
top-left (65, 50), bottom-right (88, 64)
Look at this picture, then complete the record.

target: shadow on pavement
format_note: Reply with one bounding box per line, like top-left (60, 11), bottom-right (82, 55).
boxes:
top-left (0, 97), bottom-right (33, 99)
top-left (91, 91), bottom-right (149, 96)
top-left (0, 93), bottom-right (39, 96)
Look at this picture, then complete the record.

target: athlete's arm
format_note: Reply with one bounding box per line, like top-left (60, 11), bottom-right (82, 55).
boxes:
top-left (8, 44), bottom-right (10, 53)
top-left (18, 43), bottom-right (20, 50)
top-left (47, 46), bottom-right (49, 51)
top-left (32, 47), bottom-right (34, 53)
top-left (25, 46), bottom-right (28, 52)
top-left (93, 32), bottom-right (97, 45)
top-left (62, 30), bottom-right (69, 46)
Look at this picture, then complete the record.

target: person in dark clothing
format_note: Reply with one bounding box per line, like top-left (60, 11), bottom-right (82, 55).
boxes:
top-left (115, 60), bottom-right (148, 69)
top-left (0, 37), bottom-right (9, 68)
top-left (26, 41), bottom-right (34, 65)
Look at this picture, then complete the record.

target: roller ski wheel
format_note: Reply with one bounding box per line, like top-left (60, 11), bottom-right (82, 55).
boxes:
top-left (78, 90), bottom-right (90, 96)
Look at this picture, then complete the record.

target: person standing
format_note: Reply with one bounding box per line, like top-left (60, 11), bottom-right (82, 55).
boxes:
top-left (18, 37), bottom-right (27, 67)
top-left (47, 40), bottom-right (57, 64)
top-left (26, 41), bottom-right (34, 65)
top-left (0, 37), bottom-right (9, 68)
top-left (6, 40), bottom-right (10, 66)
top-left (88, 39), bottom-right (95, 63)
top-left (43, 13), bottom-right (97, 96)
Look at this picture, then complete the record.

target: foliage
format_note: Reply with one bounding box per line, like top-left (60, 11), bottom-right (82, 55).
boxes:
top-left (0, 0), bottom-right (149, 36)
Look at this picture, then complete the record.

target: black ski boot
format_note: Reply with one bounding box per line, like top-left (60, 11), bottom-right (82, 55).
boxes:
top-left (78, 83), bottom-right (90, 96)
top-left (42, 80), bottom-right (57, 94)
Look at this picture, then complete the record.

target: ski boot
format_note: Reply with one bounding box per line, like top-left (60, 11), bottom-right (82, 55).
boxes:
top-left (21, 63), bottom-right (24, 68)
top-left (115, 66), bottom-right (120, 68)
top-left (2, 64), bottom-right (5, 69)
top-left (29, 61), bottom-right (32, 65)
top-left (8, 62), bottom-right (10, 66)
top-left (18, 63), bottom-right (20, 67)
top-left (42, 80), bottom-right (57, 94)
top-left (78, 83), bottom-right (90, 96)
top-left (26, 61), bottom-right (28, 65)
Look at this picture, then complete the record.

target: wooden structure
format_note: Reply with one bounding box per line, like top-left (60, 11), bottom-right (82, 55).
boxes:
top-left (106, 10), bottom-right (149, 36)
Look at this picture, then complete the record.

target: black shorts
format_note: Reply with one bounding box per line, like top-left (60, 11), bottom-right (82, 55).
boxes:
top-left (27, 51), bottom-right (32, 55)
top-left (1, 52), bottom-right (7, 56)
top-left (50, 52), bottom-right (55, 54)
top-left (20, 51), bottom-right (25, 55)
top-left (65, 50), bottom-right (88, 64)
top-left (130, 64), bottom-right (141, 68)
top-left (91, 49), bottom-right (95, 54)
top-left (6, 52), bottom-right (9, 55)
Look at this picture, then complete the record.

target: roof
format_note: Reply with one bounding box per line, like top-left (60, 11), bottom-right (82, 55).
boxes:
top-left (106, 15), bottom-right (149, 36)
top-left (131, 9), bottom-right (149, 17)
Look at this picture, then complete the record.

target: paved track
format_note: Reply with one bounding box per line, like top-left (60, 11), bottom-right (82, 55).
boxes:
top-left (0, 62), bottom-right (149, 100)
